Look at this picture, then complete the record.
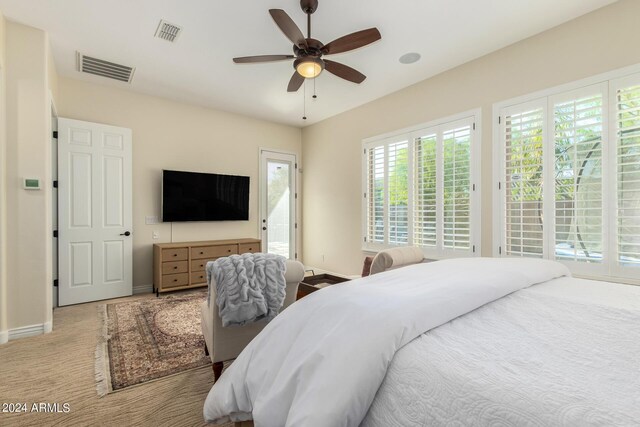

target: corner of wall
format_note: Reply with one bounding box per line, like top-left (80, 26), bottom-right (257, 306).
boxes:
top-left (0, 9), bottom-right (8, 344)
top-left (4, 19), bottom-right (53, 336)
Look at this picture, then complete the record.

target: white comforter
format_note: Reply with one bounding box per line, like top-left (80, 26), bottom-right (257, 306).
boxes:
top-left (362, 277), bottom-right (640, 426)
top-left (203, 257), bottom-right (570, 426)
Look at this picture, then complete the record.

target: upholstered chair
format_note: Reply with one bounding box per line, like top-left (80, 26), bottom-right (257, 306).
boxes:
top-left (200, 259), bottom-right (305, 381)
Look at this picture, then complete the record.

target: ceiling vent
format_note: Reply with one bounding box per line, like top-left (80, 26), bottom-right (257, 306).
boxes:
top-left (154, 20), bottom-right (182, 42)
top-left (76, 52), bottom-right (135, 83)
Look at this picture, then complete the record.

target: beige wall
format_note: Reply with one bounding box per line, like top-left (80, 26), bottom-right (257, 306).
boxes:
top-left (57, 78), bottom-right (302, 291)
top-left (301, 0), bottom-right (640, 275)
top-left (0, 10), bottom-right (7, 342)
top-left (5, 21), bottom-right (55, 331)
top-left (47, 40), bottom-right (58, 106)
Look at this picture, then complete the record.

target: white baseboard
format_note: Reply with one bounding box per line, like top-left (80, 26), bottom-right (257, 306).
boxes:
top-left (0, 330), bottom-right (8, 345)
top-left (133, 284), bottom-right (153, 295)
top-left (8, 323), bottom-right (47, 341)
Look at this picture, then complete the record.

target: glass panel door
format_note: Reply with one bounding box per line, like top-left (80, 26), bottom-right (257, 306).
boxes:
top-left (260, 150), bottom-right (297, 259)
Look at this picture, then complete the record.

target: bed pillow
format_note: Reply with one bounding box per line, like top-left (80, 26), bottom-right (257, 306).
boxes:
top-left (370, 246), bottom-right (424, 275)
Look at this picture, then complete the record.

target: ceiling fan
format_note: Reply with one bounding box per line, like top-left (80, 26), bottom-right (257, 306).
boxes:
top-left (233, 0), bottom-right (381, 92)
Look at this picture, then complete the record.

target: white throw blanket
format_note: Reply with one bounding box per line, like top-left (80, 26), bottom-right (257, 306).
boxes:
top-left (203, 257), bottom-right (570, 426)
top-left (207, 253), bottom-right (286, 327)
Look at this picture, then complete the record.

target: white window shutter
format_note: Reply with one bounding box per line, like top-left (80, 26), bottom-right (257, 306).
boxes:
top-left (442, 124), bottom-right (472, 250)
top-left (413, 133), bottom-right (437, 247)
top-left (366, 146), bottom-right (385, 244)
top-left (553, 92), bottom-right (604, 263)
top-left (615, 82), bottom-right (640, 267)
top-left (503, 107), bottom-right (545, 258)
top-left (363, 112), bottom-right (479, 257)
top-left (387, 140), bottom-right (409, 245)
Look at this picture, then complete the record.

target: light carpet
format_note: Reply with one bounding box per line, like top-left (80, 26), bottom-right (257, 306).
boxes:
top-left (0, 291), bottom-right (233, 427)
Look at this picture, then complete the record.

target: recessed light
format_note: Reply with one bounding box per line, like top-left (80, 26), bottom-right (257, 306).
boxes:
top-left (399, 52), bottom-right (421, 64)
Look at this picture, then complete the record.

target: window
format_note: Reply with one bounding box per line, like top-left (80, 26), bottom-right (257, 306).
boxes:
top-left (614, 77), bottom-right (640, 272)
top-left (363, 112), bottom-right (480, 258)
top-left (503, 105), bottom-right (545, 258)
top-left (496, 73), bottom-right (640, 280)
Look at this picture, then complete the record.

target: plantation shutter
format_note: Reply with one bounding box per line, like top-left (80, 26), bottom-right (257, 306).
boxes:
top-left (413, 133), bottom-right (438, 247)
top-left (503, 106), bottom-right (545, 258)
top-left (498, 73), bottom-right (640, 280)
top-left (442, 124), bottom-right (472, 250)
top-left (615, 81), bottom-right (640, 267)
top-left (553, 90), bottom-right (604, 263)
top-left (366, 145), bottom-right (385, 243)
top-left (387, 140), bottom-right (409, 245)
top-left (363, 113), bottom-right (478, 256)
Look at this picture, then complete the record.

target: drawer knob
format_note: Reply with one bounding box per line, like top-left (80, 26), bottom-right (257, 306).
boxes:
top-left (173, 279), bottom-right (177, 282)
top-left (200, 251), bottom-right (204, 255)
top-left (173, 254), bottom-right (177, 257)
top-left (228, 249), bottom-right (231, 253)
top-left (249, 248), bottom-right (252, 250)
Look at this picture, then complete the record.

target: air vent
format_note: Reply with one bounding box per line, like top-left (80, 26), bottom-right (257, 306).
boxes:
top-left (154, 20), bottom-right (182, 42)
top-left (76, 53), bottom-right (135, 83)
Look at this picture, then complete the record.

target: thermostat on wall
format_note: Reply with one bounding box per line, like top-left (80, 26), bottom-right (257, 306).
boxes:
top-left (23, 178), bottom-right (41, 190)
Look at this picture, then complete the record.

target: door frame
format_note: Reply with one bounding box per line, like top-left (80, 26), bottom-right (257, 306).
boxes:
top-left (258, 148), bottom-right (300, 260)
top-left (50, 92), bottom-right (58, 311)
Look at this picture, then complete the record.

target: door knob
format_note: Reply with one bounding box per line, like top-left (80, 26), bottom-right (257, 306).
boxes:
top-left (120, 231), bottom-right (131, 236)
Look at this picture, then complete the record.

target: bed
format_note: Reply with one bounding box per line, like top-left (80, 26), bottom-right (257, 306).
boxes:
top-left (203, 258), bottom-right (640, 426)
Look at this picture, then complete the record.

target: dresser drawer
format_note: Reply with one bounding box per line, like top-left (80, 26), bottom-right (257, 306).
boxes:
top-left (191, 245), bottom-right (237, 259)
top-left (162, 248), bottom-right (188, 261)
top-left (162, 260), bottom-right (188, 275)
top-left (239, 243), bottom-right (260, 254)
top-left (190, 259), bottom-right (206, 272)
top-left (162, 273), bottom-right (189, 288)
top-left (191, 271), bottom-right (207, 285)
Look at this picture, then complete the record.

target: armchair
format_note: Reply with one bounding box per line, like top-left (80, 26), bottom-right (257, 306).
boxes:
top-left (200, 259), bottom-right (305, 381)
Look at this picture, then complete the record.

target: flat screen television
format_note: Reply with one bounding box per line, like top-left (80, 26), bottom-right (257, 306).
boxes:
top-left (162, 170), bottom-right (250, 222)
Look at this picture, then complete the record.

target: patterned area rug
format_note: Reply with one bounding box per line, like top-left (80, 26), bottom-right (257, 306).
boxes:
top-left (96, 291), bottom-right (212, 396)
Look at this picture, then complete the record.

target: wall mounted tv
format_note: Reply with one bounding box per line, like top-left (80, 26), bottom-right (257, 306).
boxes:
top-left (162, 170), bottom-right (250, 222)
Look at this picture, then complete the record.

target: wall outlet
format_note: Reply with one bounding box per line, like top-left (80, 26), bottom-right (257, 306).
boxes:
top-left (152, 231), bottom-right (160, 239)
top-left (145, 216), bottom-right (159, 225)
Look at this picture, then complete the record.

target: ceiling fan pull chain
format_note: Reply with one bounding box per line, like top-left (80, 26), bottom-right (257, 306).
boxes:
top-left (303, 80), bottom-right (307, 121)
top-left (313, 78), bottom-right (317, 99)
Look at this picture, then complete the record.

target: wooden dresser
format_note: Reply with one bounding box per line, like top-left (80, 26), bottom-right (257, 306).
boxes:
top-left (153, 238), bottom-right (261, 295)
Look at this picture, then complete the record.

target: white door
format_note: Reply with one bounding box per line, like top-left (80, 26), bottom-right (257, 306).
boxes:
top-left (260, 150), bottom-right (297, 259)
top-left (58, 118), bottom-right (133, 306)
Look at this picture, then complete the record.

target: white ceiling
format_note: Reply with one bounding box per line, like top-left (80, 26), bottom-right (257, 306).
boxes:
top-left (0, 0), bottom-right (617, 127)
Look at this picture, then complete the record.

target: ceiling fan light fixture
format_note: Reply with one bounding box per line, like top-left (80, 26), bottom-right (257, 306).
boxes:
top-left (295, 56), bottom-right (324, 79)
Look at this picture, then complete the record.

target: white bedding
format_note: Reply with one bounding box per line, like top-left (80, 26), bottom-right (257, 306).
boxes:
top-left (203, 258), bottom-right (570, 426)
top-left (362, 277), bottom-right (640, 426)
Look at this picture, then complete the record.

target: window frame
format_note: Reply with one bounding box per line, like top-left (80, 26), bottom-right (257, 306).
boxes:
top-left (493, 63), bottom-right (640, 284)
top-left (362, 109), bottom-right (482, 259)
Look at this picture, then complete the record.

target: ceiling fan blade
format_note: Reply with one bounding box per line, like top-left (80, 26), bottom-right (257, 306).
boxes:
top-left (323, 28), bottom-right (381, 55)
top-left (287, 71), bottom-right (305, 92)
top-left (324, 60), bottom-right (366, 84)
top-left (269, 9), bottom-right (308, 49)
top-left (233, 55), bottom-right (295, 64)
